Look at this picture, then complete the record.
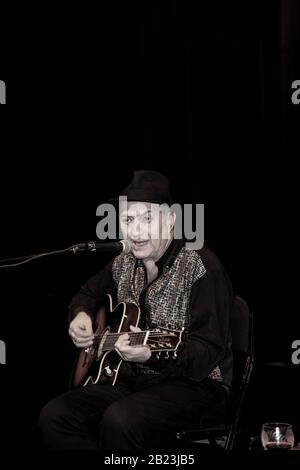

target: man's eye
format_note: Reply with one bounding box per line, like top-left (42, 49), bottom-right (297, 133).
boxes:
top-left (121, 217), bottom-right (132, 225)
top-left (143, 215), bottom-right (152, 223)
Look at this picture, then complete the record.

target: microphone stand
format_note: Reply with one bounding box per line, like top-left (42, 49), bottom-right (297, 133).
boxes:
top-left (0, 242), bottom-right (98, 269)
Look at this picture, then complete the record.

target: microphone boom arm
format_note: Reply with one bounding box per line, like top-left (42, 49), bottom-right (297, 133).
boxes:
top-left (0, 240), bottom-right (129, 269)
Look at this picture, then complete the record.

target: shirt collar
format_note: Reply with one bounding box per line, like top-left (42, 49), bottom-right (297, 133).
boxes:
top-left (155, 238), bottom-right (185, 271)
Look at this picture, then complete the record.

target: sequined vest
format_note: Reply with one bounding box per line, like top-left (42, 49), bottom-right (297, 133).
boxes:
top-left (112, 247), bottom-right (224, 382)
top-left (112, 247), bottom-right (206, 331)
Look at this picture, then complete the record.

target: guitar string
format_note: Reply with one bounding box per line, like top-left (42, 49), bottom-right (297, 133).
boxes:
top-left (91, 332), bottom-right (179, 349)
top-left (94, 332), bottom-right (179, 337)
top-left (101, 338), bottom-right (174, 348)
top-left (93, 332), bottom-right (175, 339)
top-left (93, 333), bottom-right (175, 346)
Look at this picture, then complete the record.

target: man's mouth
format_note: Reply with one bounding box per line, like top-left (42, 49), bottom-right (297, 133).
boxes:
top-left (131, 240), bottom-right (149, 249)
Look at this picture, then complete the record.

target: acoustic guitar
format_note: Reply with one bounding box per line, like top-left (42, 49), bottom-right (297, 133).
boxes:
top-left (70, 294), bottom-right (184, 388)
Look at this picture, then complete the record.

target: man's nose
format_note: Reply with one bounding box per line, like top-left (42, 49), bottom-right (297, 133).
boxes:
top-left (131, 221), bottom-right (141, 237)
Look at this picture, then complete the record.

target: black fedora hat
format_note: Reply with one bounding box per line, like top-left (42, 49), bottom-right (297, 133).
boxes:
top-left (112, 170), bottom-right (172, 206)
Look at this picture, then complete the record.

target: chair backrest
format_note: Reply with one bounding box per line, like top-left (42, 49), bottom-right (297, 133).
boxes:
top-left (229, 295), bottom-right (254, 393)
top-left (226, 295), bottom-right (254, 448)
top-left (231, 295), bottom-right (251, 352)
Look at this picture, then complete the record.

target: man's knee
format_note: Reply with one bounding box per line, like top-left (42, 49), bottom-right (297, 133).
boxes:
top-left (101, 401), bottom-right (131, 431)
top-left (100, 401), bottom-right (143, 448)
top-left (39, 396), bottom-right (71, 433)
top-left (39, 400), bottom-right (56, 431)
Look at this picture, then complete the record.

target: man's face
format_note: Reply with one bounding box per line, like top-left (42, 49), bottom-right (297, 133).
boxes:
top-left (119, 202), bottom-right (174, 261)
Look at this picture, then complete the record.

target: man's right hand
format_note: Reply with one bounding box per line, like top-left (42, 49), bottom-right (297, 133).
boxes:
top-left (69, 312), bottom-right (94, 348)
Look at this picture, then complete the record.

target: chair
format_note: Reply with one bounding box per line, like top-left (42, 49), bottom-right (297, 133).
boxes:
top-left (175, 295), bottom-right (254, 450)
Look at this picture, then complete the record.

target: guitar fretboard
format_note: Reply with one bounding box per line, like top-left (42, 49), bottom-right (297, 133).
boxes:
top-left (94, 331), bottom-right (175, 351)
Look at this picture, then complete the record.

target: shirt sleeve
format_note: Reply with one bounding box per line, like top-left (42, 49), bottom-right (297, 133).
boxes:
top-left (146, 266), bottom-right (234, 382)
top-left (68, 259), bottom-right (116, 322)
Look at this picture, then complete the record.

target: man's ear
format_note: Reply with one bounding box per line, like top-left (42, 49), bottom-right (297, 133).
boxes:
top-left (167, 210), bottom-right (176, 230)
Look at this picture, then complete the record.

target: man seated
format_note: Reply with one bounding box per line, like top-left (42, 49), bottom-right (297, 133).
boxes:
top-left (39, 170), bottom-right (233, 450)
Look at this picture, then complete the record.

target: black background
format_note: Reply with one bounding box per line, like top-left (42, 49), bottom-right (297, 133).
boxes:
top-left (0, 0), bottom-right (299, 452)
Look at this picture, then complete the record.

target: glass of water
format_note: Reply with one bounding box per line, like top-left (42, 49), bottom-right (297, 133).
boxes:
top-left (261, 423), bottom-right (295, 450)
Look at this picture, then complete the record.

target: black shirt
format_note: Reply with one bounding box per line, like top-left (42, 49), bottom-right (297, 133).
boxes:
top-left (68, 241), bottom-right (234, 388)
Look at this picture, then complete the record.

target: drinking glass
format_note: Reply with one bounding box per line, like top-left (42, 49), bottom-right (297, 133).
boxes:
top-left (261, 423), bottom-right (295, 450)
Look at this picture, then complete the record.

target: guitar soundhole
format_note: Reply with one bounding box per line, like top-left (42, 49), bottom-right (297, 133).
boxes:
top-left (96, 328), bottom-right (110, 360)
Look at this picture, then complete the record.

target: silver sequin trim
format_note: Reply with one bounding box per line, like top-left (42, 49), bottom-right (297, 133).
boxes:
top-left (112, 247), bottom-right (206, 331)
top-left (112, 247), bottom-right (222, 381)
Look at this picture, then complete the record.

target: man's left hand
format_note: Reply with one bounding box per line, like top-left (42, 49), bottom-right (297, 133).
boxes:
top-left (114, 325), bottom-right (151, 363)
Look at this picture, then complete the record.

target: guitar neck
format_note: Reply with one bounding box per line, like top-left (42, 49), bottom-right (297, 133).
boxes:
top-left (101, 331), bottom-right (153, 351)
top-left (96, 329), bottom-right (181, 353)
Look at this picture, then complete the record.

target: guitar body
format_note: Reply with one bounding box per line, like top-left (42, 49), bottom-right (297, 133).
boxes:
top-left (70, 294), bottom-right (140, 388)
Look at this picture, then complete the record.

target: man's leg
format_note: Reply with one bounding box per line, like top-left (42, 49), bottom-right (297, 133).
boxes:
top-left (39, 381), bottom-right (132, 450)
top-left (99, 378), bottom-right (229, 450)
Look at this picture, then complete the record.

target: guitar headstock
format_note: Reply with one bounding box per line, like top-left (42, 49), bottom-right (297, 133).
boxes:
top-left (147, 326), bottom-right (184, 353)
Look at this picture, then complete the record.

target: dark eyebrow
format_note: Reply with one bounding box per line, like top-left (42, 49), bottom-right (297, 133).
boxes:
top-left (142, 209), bottom-right (152, 216)
top-left (121, 208), bottom-right (153, 218)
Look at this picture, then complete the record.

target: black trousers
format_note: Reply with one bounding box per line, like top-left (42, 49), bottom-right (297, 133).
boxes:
top-left (39, 375), bottom-right (229, 450)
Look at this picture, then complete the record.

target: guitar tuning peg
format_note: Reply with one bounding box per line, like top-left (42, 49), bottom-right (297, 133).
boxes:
top-left (156, 352), bottom-right (161, 359)
top-left (172, 351), bottom-right (177, 359)
top-left (165, 351), bottom-right (169, 359)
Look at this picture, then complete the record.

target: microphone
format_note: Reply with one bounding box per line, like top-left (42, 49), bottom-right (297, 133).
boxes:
top-left (71, 240), bottom-right (131, 254)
